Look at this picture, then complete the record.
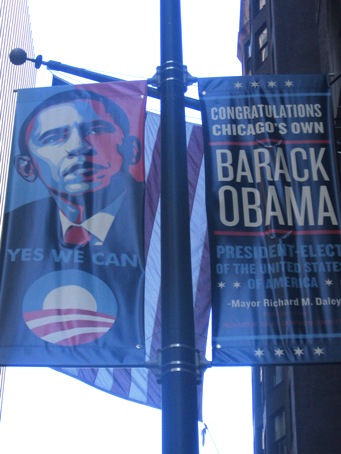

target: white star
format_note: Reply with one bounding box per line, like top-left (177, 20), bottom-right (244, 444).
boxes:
top-left (284, 80), bottom-right (294, 87)
top-left (217, 281), bottom-right (226, 289)
top-left (234, 81), bottom-right (243, 89)
top-left (251, 81), bottom-right (260, 88)
top-left (294, 347), bottom-right (304, 357)
top-left (314, 347), bottom-right (325, 356)
top-left (325, 279), bottom-right (333, 286)
top-left (233, 281), bottom-right (241, 288)
top-left (274, 348), bottom-right (284, 357)
top-left (255, 348), bottom-right (264, 357)
top-left (267, 80), bottom-right (276, 87)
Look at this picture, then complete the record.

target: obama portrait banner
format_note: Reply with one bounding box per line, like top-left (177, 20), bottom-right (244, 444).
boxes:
top-left (199, 74), bottom-right (341, 365)
top-left (0, 80), bottom-right (147, 366)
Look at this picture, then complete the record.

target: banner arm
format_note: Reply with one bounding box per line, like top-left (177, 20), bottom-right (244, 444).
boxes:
top-left (8, 48), bottom-right (201, 111)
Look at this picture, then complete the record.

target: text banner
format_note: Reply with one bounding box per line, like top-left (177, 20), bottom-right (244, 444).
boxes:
top-left (199, 75), bottom-right (341, 365)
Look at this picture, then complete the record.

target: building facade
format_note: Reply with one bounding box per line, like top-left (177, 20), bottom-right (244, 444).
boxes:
top-left (0, 0), bottom-right (36, 420)
top-left (0, 0), bottom-right (36, 225)
top-left (238, 1), bottom-right (341, 453)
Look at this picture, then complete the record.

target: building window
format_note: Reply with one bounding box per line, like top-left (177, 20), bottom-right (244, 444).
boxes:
top-left (275, 410), bottom-right (285, 439)
top-left (257, 25), bottom-right (268, 64)
top-left (259, 0), bottom-right (266, 11)
top-left (276, 438), bottom-right (287, 454)
top-left (245, 40), bottom-right (252, 60)
top-left (244, 40), bottom-right (252, 74)
top-left (254, 0), bottom-right (266, 15)
top-left (274, 410), bottom-right (287, 454)
top-left (273, 366), bottom-right (283, 386)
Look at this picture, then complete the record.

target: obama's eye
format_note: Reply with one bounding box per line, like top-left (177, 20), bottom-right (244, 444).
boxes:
top-left (83, 121), bottom-right (116, 137)
top-left (37, 128), bottom-right (69, 146)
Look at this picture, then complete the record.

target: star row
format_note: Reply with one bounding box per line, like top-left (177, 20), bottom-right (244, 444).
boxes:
top-left (254, 346), bottom-right (325, 358)
top-left (217, 279), bottom-right (335, 289)
top-left (217, 281), bottom-right (242, 289)
top-left (233, 79), bottom-right (294, 89)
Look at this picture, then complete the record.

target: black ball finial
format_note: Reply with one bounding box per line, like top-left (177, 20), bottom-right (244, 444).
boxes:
top-left (9, 48), bottom-right (28, 65)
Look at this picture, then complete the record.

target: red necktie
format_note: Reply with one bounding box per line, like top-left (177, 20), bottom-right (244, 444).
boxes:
top-left (64, 226), bottom-right (91, 246)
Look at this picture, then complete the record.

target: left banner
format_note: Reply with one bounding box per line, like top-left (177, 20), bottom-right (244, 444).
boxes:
top-left (0, 81), bottom-right (147, 366)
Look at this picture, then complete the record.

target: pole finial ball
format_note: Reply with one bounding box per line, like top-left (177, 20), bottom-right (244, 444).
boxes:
top-left (9, 48), bottom-right (28, 65)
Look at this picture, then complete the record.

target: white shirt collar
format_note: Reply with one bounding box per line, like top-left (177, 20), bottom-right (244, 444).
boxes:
top-left (60, 211), bottom-right (115, 245)
top-left (59, 192), bottom-right (126, 246)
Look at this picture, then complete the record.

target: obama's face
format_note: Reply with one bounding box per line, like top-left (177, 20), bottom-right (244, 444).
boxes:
top-left (26, 100), bottom-right (126, 196)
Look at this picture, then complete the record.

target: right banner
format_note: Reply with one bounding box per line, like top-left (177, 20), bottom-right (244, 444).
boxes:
top-left (199, 75), bottom-right (341, 365)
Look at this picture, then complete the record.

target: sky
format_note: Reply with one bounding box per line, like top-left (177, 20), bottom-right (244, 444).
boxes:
top-left (0, 1), bottom-right (253, 453)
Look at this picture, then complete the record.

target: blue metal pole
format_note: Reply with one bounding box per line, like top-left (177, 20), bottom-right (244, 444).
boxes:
top-left (159, 1), bottom-right (199, 453)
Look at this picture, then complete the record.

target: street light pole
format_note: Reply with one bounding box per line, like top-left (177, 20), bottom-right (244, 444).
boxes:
top-left (159, 1), bottom-right (199, 453)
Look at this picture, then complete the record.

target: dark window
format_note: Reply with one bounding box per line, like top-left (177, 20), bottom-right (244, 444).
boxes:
top-left (254, 0), bottom-right (266, 15)
top-left (273, 366), bottom-right (283, 386)
top-left (244, 40), bottom-right (252, 74)
top-left (274, 410), bottom-right (287, 454)
top-left (259, 0), bottom-right (266, 11)
top-left (257, 25), bottom-right (268, 64)
top-left (276, 437), bottom-right (287, 454)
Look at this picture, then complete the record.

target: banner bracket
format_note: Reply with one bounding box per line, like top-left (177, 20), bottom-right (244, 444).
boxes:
top-left (155, 345), bottom-right (207, 385)
top-left (148, 64), bottom-right (197, 90)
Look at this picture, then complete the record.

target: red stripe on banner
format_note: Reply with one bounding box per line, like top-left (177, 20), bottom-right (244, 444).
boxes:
top-left (111, 369), bottom-right (133, 396)
top-left (23, 308), bottom-right (116, 322)
top-left (77, 368), bottom-right (100, 386)
top-left (187, 125), bottom-right (204, 214)
top-left (144, 126), bottom-right (161, 256)
top-left (214, 229), bottom-right (341, 236)
top-left (55, 332), bottom-right (106, 346)
top-left (31, 319), bottom-right (114, 337)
